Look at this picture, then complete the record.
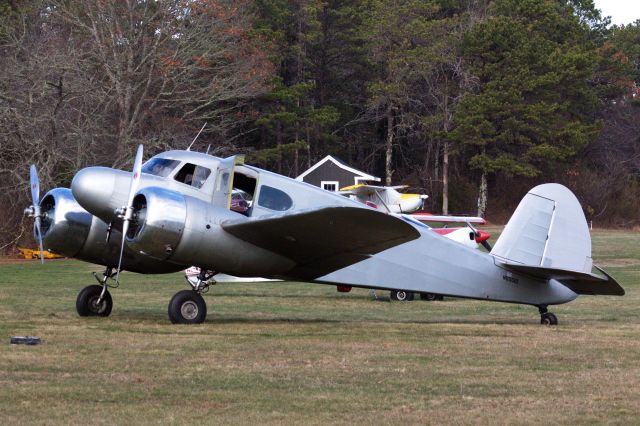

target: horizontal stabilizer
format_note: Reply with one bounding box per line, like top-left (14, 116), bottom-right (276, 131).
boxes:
top-left (499, 262), bottom-right (624, 296)
top-left (222, 206), bottom-right (420, 278)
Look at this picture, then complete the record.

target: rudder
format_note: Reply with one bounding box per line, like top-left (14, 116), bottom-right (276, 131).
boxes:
top-left (491, 184), bottom-right (592, 273)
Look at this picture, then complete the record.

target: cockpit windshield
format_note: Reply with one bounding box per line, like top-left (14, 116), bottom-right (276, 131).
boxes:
top-left (141, 158), bottom-right (180, 178)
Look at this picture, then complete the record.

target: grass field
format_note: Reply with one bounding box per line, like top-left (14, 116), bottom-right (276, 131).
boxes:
top-left (1, 228), bottom-right (639, 425)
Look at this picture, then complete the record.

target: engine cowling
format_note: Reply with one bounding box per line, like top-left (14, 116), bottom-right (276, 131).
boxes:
top-left (126, 187), bottom-right (187, 260)
top-left (37, 187), bottom-right (186, 274)
top-left (39, 188), bottom-right (94, 257)
top-left (126, 186), bottom-right (295, 276)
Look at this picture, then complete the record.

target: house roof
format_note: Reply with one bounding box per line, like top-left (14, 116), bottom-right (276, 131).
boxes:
top-left (295, 155), bottom-right (381, 182)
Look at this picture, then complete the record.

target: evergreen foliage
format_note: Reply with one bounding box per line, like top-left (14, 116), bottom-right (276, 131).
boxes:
top-left (1, 0), bottom-right (640, 247)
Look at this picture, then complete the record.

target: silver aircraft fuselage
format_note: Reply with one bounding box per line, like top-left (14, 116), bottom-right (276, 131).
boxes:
top-left (33, 149), bottom-right (617, 312)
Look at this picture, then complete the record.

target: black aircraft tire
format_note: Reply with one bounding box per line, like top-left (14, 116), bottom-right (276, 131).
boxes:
top-left (168, 290), bottom-right (207, 324)
top-left (390, 290), bottom-right (414, 302)
top-left (76, 285), bottom-right (113, 317)
top-left (420, 293), bottom-right (445, 301)
top-left (540, 312), bottom-right (558, 326)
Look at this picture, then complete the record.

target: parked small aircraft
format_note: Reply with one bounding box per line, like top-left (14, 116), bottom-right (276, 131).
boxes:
top-left (24, 147), bottom-right (624, 325)
top-left (339, 183), bottom-right (491, 251)
top-left (339, 184), bottom-right (428, 213)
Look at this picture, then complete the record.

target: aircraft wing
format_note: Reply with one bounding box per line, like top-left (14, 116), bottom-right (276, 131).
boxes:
top-left (339, 184), bottom-right (407, 196)
top-left (222, 206), bottom-right (420, 279)
top-left (498, 262), bottom-right (625, 296)
top-left (412, 213), bottom-right (487, 225)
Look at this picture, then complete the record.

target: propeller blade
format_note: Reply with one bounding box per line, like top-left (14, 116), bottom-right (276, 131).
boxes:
top-left (29, 164), bottom-right (45, 264)
top-left (34, 218), bottom-right (44, 264)
top-left (29, 165), bottom-right (39, 207)
top-left (115, 220), bottom-right (130, 283)
top-left (115, 144), bottom-right (144, 284)
top-left (125, 144), bottom-right (144, 215)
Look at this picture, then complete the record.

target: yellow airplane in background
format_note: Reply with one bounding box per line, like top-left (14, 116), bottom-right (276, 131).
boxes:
top-left (339, 184), bottom-right (428, 213)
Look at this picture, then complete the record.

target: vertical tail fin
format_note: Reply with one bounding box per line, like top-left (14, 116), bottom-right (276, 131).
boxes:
top-left (491, 184), bottom-right (592, 273)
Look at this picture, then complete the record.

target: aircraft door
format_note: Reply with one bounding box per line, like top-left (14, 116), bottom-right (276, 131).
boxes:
top-left (212, 155), bottom-right (245, 209)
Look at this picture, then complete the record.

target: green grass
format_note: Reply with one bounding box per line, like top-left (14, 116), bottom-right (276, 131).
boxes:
top-left (1, 228), bottom-right (639, 425)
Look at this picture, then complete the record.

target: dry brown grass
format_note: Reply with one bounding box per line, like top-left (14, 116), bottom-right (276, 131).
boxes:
top-left (1, 229), bottom-right (639, 425)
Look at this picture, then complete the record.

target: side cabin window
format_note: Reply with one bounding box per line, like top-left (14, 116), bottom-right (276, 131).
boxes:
top-left (174, 163), bottom-right (211, 189)
top-left (257, 185), bottom-right (292, 211)
top-left (141, 158), bottom-right (180, 178)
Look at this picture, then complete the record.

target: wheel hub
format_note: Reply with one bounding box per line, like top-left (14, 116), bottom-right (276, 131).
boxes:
top-left (88, 296), bottom-right (105, 314)
top-left (181, 301), bottom-right (199, 320)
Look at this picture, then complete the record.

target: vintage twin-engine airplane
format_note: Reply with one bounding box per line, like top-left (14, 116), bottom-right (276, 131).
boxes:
top-left (25, 147), bottom-right (624, 325)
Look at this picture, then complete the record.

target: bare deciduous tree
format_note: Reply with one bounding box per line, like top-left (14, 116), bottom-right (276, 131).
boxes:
top-left (0, 0), bottom-right (273, 249)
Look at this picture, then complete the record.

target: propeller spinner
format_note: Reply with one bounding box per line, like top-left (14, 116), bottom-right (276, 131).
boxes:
top-left (466, 220), bottom-right (492, 252)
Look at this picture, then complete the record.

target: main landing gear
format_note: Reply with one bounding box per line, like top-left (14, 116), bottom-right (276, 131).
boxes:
top-left (168, 269), bottom-right (217, 324)
top-left (76, 267), bottom-right (216, 324)
top-left (538, 305), bottom-right (558, 326)
top-left (76, 267), bottom-right (116, 317)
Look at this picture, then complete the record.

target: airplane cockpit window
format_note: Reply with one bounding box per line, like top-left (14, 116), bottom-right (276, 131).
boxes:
top-left (174, 163), bottom-right (211, 189)
top-left (257, 185), bottom-right (292, 211)
top-left (141, 158), bottom-right (180, 178)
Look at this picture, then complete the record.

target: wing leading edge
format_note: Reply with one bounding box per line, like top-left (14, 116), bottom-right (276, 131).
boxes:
top-left (222, 206), bottom-right (420, 279)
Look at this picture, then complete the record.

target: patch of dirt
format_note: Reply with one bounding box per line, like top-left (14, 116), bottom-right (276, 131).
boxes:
top-left (0, 257), bottom-right (32, 265)
top-left (0, 256), bottom-right (65, 265)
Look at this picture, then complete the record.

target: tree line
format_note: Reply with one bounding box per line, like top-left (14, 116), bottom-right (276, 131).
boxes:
top-left (1, 0), bottom-right (639, 249)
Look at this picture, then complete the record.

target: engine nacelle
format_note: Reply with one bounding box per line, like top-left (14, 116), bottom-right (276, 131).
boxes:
top-left (37, 187), bottom-right (186, 274)
top-left (126, 187), bottom-right (295, 276)
top-left (126, 187), bottom-right (187, 260)
top-left (39, 188), bottom-right (94, 258)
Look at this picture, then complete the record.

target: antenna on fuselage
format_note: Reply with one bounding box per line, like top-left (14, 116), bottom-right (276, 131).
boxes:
top-left (205, 144), bottom-right (211, 155)
top-left (186, 123), bottom-right (207, 151)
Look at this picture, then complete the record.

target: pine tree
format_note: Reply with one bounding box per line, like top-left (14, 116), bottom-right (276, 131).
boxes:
top-left (450, 0), bottom-right (604, 216)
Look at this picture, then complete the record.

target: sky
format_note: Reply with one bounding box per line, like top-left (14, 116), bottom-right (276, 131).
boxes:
top-left (594, 0), bottom-right (640, 26)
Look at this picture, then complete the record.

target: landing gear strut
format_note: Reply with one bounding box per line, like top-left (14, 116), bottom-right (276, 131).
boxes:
top-left (76, 267), bottom-right (116, 317)
top-left (538, 305), bottom-right (558, 326)
top-left (168, 269), bottom-right (216, 324)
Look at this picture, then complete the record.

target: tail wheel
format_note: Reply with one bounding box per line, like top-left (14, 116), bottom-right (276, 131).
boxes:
top-left (168, 290), bottom-right (207, 324)
top-left (541, 312), bottom-right (558, 326)
top-left (390, 290), bottom-right (414, 301)
top-left (76, 285), bottom-right (113, 317)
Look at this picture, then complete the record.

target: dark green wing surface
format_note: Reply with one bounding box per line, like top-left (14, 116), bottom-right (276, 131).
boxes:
top-left (222, 206), bottom-right (420, 279)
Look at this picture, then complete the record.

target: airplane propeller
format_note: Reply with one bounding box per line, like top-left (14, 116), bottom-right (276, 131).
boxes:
top-left (24, 165), bottom-right (45, 264)
top-left (467, 221), bottom-right (492, 252)
top-left (114, 144), bottom-right (144, 284)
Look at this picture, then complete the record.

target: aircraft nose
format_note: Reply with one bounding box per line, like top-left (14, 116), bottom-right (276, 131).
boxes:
top-left (71, 167), bottom-right (129, 222)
